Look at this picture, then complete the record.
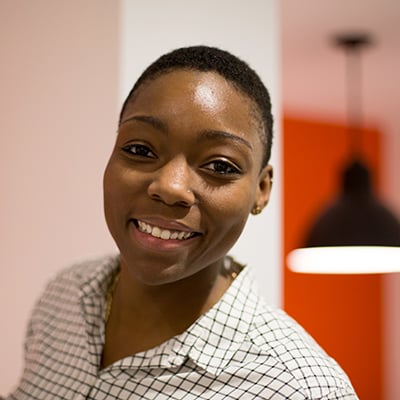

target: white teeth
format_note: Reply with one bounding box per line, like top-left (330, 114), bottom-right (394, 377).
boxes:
top-left (160, 230), bottom-right (170, 240)
top-left (136, 220), bottom-right (194, 241)
top-left (152, 226), bottom-right (161, 238)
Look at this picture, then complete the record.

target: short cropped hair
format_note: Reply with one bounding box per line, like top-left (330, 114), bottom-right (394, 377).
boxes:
top-left (119, 45), bottom-right (273, 167)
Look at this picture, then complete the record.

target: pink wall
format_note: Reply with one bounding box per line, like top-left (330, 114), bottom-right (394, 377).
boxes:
top-left (0, 1), bottom-right (119, 392)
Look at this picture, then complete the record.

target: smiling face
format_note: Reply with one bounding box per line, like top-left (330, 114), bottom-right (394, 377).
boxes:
top-left (103, 70), bottom-right (272, 286)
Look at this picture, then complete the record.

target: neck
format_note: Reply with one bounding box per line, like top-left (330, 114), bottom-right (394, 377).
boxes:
top-left (114, 259), bottom-right (232, 332)
top-left (101, 256), bottom-right (242, 368)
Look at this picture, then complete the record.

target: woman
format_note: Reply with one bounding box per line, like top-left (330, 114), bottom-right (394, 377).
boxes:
top-left (5, 46), bottom-right (358, 399)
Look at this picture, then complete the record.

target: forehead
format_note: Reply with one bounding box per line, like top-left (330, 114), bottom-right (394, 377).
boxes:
top-left (124, 71), bottom-right (263, 141)
top-left (121, 70), bottom-right (265, 168)
top-left (125, 70), bottom-right (258, 123)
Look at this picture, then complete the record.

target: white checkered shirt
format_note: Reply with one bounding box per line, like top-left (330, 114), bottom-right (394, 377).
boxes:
top-left (4, 255), bottom-right (358, 399)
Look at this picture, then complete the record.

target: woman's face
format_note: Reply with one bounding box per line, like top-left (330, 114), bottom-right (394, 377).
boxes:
top-left (103, 70), bottom-right (272, 286)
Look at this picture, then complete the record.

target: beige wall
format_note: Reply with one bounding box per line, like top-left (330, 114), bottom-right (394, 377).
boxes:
top-left (0, 0), bottom-right (119, 392)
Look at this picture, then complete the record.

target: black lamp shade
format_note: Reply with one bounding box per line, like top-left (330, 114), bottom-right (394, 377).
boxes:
top-left (305, 160), bottom-right (400, 247)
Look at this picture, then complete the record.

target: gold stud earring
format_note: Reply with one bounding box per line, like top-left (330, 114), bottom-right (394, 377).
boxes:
top-left (251, 205), bottom-right (262, 215)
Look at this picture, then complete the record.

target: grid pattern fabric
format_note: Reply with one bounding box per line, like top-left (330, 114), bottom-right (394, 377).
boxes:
top-left (4, 255), bottom-right (358, 399)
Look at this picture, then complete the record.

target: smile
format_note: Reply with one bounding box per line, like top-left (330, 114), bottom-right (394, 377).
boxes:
top-left (135, 220), bottom-right (198, 241)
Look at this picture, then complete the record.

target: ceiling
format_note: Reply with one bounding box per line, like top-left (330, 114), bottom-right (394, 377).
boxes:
top-left (281, 0), bottom-right (400, 133)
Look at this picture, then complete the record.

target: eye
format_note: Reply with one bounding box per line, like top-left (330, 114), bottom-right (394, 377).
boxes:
top-left (203, 160), bottom-right (241, 176)
top-left (122, 144), bottom-right (156, 159)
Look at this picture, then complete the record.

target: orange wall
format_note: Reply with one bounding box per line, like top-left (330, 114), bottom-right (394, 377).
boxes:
top-left (283, 117), bottom-right (384, 400)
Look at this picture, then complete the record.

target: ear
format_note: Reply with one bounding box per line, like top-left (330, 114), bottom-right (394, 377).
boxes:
top-left (252, 164), bottom-right (273, 214)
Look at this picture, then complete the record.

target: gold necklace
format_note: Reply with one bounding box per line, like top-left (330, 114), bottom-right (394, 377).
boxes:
top-left (104, 257), bottom-right (242, 323)
top-left (105, 271), bottom-right (120, 324)
top-left (223, 255), bottom-right (244, 280)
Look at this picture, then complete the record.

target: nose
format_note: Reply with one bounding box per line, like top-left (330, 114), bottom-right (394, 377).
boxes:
top-left (147, 156), bottom-right (196, 207)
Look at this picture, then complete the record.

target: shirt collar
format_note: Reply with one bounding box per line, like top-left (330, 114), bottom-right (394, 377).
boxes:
top-left (174, 265), bottom-right (261, 376)
top-left (78, 255), bottom-right (261, 377)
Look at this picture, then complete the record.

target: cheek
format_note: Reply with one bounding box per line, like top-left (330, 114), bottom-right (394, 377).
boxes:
top-left (202, 203), bottom-right (250, 264)
top-left (210, 178), bottom-right (259, 238)
top-left (103, 161), bottom-right (118, 202)
top-left (104, 159), bottom-right (135, 199)
top-left (206, 188), bottom-right (254, 237)
top-left (215, 182), bottom-right (256, 215)
top-left (103, 160), bottom-right (130, 219)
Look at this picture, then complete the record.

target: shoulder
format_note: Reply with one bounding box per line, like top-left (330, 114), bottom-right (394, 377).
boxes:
top-left (225, 266), bottom-right (357, 398)
top-left (244, 299), bottom-right (357, 398)
top-left (41, 254), bottom-right (119, 297)
top-left (29, 254), bottom-right (119, 326)
top-left (8, 256), bottom-right (119, 400)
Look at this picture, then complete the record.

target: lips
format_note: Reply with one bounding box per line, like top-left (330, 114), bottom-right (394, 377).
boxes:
top-left (135, 219), bottom-right (198, 241)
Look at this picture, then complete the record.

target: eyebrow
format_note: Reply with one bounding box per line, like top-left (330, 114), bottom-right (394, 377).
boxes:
top-left (120, 114), bottom-right (252, 150)
top-left (120, 115), bottom-right (167, 131)
top-left (201, 130), bottom-right (253, 150)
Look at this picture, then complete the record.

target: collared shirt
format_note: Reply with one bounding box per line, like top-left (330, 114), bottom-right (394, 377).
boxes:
top-left (5, 255), bottom-right (358, 399)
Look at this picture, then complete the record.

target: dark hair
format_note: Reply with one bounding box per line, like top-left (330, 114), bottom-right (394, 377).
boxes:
top-left (119, 45), bottom-right (273, 166)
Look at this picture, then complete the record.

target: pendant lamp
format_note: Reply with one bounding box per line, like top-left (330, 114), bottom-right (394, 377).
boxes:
top-left (287, 33), bottom-right (400, 274)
